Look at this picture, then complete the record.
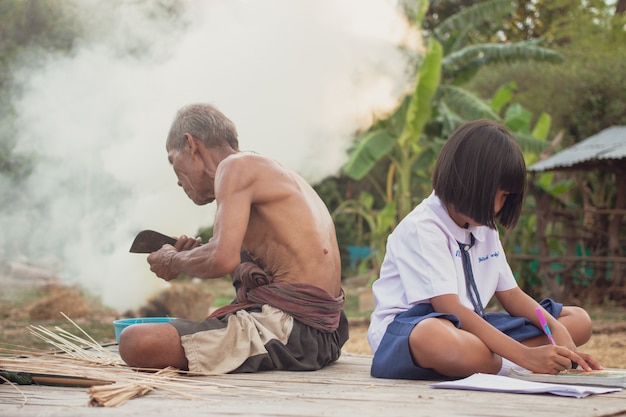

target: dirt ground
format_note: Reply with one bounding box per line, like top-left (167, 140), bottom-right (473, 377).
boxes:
top-left (1, 270), bottom-right (625, 369)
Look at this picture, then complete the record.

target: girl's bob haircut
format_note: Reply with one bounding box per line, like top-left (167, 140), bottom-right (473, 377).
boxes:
top-left (432, 119), bottom-right (527, 229)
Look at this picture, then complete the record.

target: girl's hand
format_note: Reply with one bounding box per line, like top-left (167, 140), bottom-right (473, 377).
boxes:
top-left (550, 324), bottom-right (578, 352)
top-left (523, 345), bottom-right (593, 374)
top-left (535, 325), bottom-right (603, 372)
top-left (572, 350), bottom-right (603, 371)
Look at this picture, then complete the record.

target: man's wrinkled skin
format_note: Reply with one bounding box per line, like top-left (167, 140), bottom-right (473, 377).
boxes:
top-left (119, 104), bottom-right (342, 370)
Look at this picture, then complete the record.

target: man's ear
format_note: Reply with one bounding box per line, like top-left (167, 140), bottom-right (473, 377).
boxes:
top-left (183, 133), bottom-right (199, 153)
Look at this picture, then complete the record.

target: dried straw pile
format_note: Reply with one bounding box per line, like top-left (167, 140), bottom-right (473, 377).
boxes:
top-left (0, 313), bottom-right (231, 407)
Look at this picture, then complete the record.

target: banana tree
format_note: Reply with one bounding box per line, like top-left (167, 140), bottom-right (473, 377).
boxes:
top-left (335, 0), bottom-right (564, 275)
top-left (341, 0), bottom-right (564, 216)
top-left (433, 0), bottom-right (564, 135)
top-left (342, 37), bottom-right (443, 220)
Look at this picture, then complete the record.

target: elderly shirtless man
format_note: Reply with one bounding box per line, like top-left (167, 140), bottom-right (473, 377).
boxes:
top-left (119, 104), bottom-right (348, 373)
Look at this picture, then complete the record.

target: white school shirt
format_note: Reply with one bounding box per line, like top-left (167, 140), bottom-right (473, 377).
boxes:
top-left (367, 192), bottom-right (518, 353)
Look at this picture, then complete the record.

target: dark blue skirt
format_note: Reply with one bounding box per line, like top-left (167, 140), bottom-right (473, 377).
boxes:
top-left (370, 298), bottom-right (562, 380)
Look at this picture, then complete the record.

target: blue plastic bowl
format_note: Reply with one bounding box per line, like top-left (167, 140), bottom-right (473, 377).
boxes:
top-left (113, 317), bottom-right (177, 342)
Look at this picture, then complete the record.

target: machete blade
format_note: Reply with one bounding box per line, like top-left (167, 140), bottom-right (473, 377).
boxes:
top-left (129, 230), bottom-right (177, 253)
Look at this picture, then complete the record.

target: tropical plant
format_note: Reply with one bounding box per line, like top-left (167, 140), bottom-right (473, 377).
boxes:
top-left (489, 82), bottom-right (562, 292)
top-left (342, 0), bottom-right (564, 198)
top-left (431, 0), bottom-right (564, 136)
top-left (466, 1), bottom-right (626, 142)
top-left (342, 36), bottom-right (443, 218)
top-left (461, 0), bottom-right (626, 302)
top-left (334, 0), bottom-right (561, 276)
top-left (332, 192), bottom-right (396, 278)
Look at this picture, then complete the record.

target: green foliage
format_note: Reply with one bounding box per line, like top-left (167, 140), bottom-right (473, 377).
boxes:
top-left (443, 42), bottom-right (563, 79)
top-left (432, 0), bottom-right (516, 46)
top-left (0, 0), bottom-right (80, 66)
top-left (332, 0), bottom-right (565, 279)
top-left (488, 101), bottom-right (554, 294)
top-left (0, 0), bottom-right (81, 96)
top-left (466, 0), bottom-right (626, 145)
top-left (338, 36), bottom-right (443, 264)
top-left (341, 32), bottom-right (443, 238)
top-left (428, 0), bottom-right (625, 44)
top-left (494, 86), bottom-right (551, 155)
top-left (398, 0), bottom-right (430, 25)
top-left (0, 0), bottom-right (82, 191)
top-left (534, 172), bottom-right (576, 196)
top-left (197, 226), bottom-right (214, 244)
top-left (399, 38), bottom-right (443, 148)
top-left (435, 0), bottom-right (565, 127)
top-left (342, 131), bottom-right (396, 181)
top-left (438, 84), bottom-right (500, 121)
top-left (332, 193), bottom-right (397, 278)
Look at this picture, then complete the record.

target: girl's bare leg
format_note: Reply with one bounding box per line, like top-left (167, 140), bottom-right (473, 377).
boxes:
top-left (557, 306), bottom-right (593, 345)
top-left (408, 318), bottom-right (500, 377)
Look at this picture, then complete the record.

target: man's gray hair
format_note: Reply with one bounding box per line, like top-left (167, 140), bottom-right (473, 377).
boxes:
top-left (166, 104), bottom-right (239, 151)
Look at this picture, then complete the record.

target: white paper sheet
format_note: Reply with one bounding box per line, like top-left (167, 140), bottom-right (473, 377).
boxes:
top-left (430, 373), bottom-right (622, 398)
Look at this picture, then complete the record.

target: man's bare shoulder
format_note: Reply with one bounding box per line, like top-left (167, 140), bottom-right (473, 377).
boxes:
top-left (218, 153), bottom-right (299, 184)
top-left (218, 152), bottom-right (284, 173)
top-left (216, 153), bottom-right (304, 200)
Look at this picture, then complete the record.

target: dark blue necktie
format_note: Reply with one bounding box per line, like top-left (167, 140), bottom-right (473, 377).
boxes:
top-left (457, 233), bottom-right (485, 317)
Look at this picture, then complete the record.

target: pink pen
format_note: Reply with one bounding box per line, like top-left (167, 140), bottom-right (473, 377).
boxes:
top-left (536, 307), bottom-right (557, 345)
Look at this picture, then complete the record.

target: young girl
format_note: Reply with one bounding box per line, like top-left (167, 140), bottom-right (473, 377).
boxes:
top-left (367, 119), bottom-right (602, 380)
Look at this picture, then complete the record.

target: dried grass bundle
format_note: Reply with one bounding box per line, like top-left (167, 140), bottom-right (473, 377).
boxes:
top-left (87, 368), bottom-right (179, 407)
top-left (0, 314), bottom-right (247, 407)
top-left (27, 312), bottom-right (124, 366)
top-left (88, 382), bottom-right (153, 407)
top-left (0, 355), bottom-right (125, 384)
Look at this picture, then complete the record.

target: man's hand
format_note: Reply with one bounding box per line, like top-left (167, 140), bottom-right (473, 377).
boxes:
top-left (148, 245), bottom-right (179, 281)
top-left (147, 235), bottom-right (202, 281)
top-left (173, 235), bottom-right (202, 251)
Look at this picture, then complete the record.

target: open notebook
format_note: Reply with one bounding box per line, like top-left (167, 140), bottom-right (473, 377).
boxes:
top-left (508, 368), bottom-right (626, 388)
top-left (431, 373), bottom-right (621, 398)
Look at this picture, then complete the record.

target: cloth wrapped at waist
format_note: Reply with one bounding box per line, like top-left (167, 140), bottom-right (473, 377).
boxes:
top-left (207, 262), bottom-right (345, 333)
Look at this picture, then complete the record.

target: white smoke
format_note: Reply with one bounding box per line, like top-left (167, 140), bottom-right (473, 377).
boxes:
top-left (5, 0), bottom-right (420, 311)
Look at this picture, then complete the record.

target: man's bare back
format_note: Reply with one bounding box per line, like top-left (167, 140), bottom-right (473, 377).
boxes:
top-left (150, 150), bottom-right (341, 298)
top-left (120, 103), bottom-right (347, 372)
top-left (226, 153), bottom-right (342, 297)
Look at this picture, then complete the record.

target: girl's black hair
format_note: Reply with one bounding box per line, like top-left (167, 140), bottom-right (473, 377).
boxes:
top-left (432, 119), bottom-right (526, 229)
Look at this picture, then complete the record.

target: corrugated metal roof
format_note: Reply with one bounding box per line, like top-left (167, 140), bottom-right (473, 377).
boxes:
top-left (528, 126), bottom-right (626, 172)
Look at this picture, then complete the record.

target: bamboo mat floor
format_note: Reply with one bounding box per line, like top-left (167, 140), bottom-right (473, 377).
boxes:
top-left (2, 353), bottom-right (626, 417)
